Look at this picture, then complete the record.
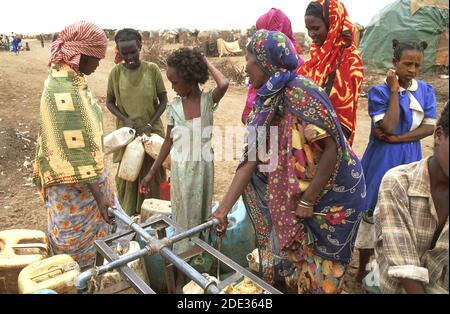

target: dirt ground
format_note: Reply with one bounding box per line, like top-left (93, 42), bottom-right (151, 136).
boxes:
top-left (0, 40), bottom-right (448, 293)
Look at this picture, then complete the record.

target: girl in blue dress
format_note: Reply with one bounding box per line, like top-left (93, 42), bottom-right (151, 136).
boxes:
top-left (355, 39), bottom-right (437, 281)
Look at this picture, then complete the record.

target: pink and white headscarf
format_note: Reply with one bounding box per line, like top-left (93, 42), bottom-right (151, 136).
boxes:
top-left (49, 21), bottom-right (107, 71)
top-left (256, 8), bottom-right (297, 46)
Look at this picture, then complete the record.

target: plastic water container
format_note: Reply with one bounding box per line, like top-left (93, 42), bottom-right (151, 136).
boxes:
top-left (0, 229), bottom-right (48, 293)
top-left (211, 199), bottom-right (256, 272)
top-left (137, 226), bottom-right (216, 292)
top-left (223, 277), bottom-right (263, 294)
top-left (118, 137), bottom-right (145, 182)
top-left (137, 199), bottom-right (256, 291)
top-left (189, 252), bottom-right (213, 274)
top-left (103, 127), bottom-right (136, 155)
top-left (136, 226), bottom-right (175, 293)
top-left (141, 198), bottom-right (172, 223)
top-left (159, 179), bottom-right (171, 201)
top-left (142, 133), bottom-right (171, 170)
top-left (18, 254), bottom-right (80, 294)
top-left (183, 273), bottom-right (219, 294)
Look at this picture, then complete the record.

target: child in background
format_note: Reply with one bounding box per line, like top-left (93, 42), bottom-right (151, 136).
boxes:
top-left (355, 39), bottom-right (437, 282)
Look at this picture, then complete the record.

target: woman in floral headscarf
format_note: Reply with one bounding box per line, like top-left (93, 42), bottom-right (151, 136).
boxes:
top-left (34, 21), bottom-right (116, 269)
top-left (241, 8), bottom-right (304, 124)
top-left (298, 0), bottom-right (364, 145)
top-left (212, 30), bottom-right (366, 294)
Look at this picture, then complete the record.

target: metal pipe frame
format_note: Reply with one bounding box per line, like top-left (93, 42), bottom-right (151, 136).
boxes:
top-left (77, 211), bottom-right (220, 293)
top-left (158, 215), bottom-right (282, 294)
top-left (78, 211), bottom-right (281, 294)
top-left (92, 241), bottom-right (155, 294)
top-left (110, 207), bottom-right (218, 245)
top-left (167, 218), bottom-right (219, 245)
top-left (108, 207), bottom-right (153, 242)
top-left (76, 246), bottom-right (152, 292)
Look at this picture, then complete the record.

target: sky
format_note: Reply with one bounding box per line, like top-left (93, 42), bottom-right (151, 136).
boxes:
top-left (0, 0), bottom-right (397, 34)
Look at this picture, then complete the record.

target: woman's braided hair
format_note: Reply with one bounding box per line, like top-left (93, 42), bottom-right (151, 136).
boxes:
top-left (392, 39), bottom-right (428, 61)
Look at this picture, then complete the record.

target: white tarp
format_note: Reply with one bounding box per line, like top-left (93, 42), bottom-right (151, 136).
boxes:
top-left (216, 38), bottom-right (242, 58)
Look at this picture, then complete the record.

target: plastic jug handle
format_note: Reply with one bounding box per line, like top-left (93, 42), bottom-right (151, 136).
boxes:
top-left (9, 243), bottom-right (47, 253)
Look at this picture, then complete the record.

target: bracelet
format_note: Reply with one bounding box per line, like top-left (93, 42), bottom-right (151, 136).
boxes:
top-left (300, 199), bottom-right (314, 206)
top-left (299, 199), bottom-right (314, 208)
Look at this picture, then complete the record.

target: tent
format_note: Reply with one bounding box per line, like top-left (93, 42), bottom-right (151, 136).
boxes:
top-left (359, 0), bottom-right (449, 73)
top-left (216, 38), bottom-right (242, 58)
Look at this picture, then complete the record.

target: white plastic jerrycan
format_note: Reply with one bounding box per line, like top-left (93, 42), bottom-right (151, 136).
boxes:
top-left (103, 127), bottom-right (136, 155)
top-left (118, 137), bottom-right (145, 182)
top-left (142, 133), bottom-right (171, 170)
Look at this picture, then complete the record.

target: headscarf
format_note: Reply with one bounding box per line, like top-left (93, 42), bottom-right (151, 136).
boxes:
top-left (241, 30), bottom-right (298, 166)
top-left (298, 0), bottom-right (364, 144)
top-left (246, 30), bottom-right (299, 129)
top-left (305, 2), bottom-right (329, 29)
top-left (255, 8), bottom-right (304, 64)
top-left (49, 21), bottom-right (108, 71)
top-left (242, 9), bottom-right (304, 124)
top-left (256, 8), bottom-right (297, 47)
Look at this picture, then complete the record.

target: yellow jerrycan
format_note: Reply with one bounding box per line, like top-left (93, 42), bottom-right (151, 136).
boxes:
top-left (18, 254), bottom-right (80, 294)
top-left (0, 229), bottom-right (48, 293)
top-left (223, 277), bottom-right (263, 294)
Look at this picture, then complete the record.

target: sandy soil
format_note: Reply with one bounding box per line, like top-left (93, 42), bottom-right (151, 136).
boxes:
top-left (0, 40), bottom-right (447, 293)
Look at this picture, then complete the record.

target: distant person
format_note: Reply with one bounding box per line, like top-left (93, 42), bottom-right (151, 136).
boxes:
top-left (356, 39), bottom-right (436, 282)
top-left (373, 102), bottom-right (448, 294)
top-left (139, 47), bottom-right (228, 291)
top-left (33, 21), bottom-right (114, 269)
top-left (0, 35), bottom-right (6, 51)
top-left (5, 35), bottom-right (10, 51)
top-left (17, 36), bottom-right (23, 51)
top-left (298, 0), bottom-right (364, 145)
top-left (241, 8), bottom-right (304, 124)
top-left (39, 34), bottom-right (44, 48)
top-left (52, 32), bottom-right (59, 42)
top-left (106, 28), bottom-right (167, 216)
top-left (25, 42), bottom-right (30, 51)
top-left (11, 35), bottom-right (20, 55)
